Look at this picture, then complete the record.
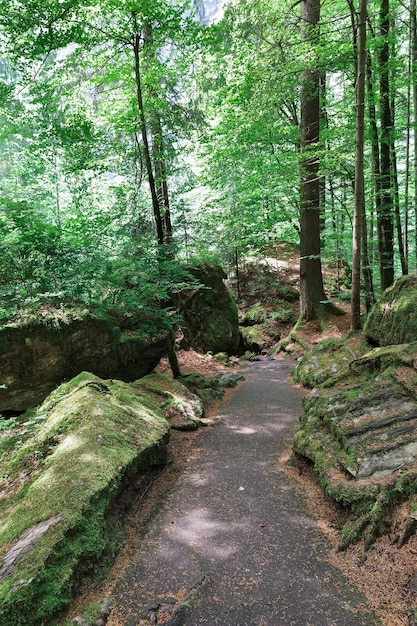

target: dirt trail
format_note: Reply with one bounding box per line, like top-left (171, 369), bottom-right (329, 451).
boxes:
top-left (107, 360), bottom-right (380, 626)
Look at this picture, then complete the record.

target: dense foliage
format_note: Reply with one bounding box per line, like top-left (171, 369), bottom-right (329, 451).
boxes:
top-left (0, 0), bottom-right (415, 324)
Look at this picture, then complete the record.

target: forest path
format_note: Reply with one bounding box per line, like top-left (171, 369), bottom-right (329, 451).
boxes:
top-left (108, 360), bottom-right (380, 626)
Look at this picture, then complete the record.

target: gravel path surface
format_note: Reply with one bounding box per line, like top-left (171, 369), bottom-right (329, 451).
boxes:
top-left (110, 360), bottom-right (381, 625)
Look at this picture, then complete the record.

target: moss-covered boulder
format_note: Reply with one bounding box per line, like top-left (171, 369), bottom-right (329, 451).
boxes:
top-left (240, 325), bottom-right (270, 353)
top-left (133, 373), bottom-right (205, 431)
top-left (293, 340), bottom-right (417, 550)
top-left (239, 302), bottom-right (294, 353)
top-left (292, 336), bottom-right (368, 388)
top-left (0, 312), bottom-right (168, 412)
top-left (364, 275), bottom-right (417, 346)
top-left (178, 371), bottom-right (245, 404)
top-left (0, 372), bottom-right (170, 626)
top-left (172, 265), bottom-right (240, 355)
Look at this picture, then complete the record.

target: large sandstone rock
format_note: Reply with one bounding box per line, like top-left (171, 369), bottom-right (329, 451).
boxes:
top-left (173, 264), bottom-right (240, 355)
top-left (293, 338), bottom-right (417, 548)
top-left (364, 274), bottom-right (417, 346)
top-left (0, 372), bottom-right (170, 626)
top-left (133, 373), bottom-right (205, 431)
top-left (0, 313), bottom-right (168, 412)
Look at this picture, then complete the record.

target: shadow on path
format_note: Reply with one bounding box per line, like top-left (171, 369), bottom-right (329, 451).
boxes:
top-left (110, 360), bottom-right (381, 626)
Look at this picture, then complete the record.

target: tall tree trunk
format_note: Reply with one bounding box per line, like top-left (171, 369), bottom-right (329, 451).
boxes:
top-left (151, 114), bottom-right (173, 244)
top-left (403, 0), bottom-right (414, 270)
top-left (350, 1), bottom-right (375, 310)
top-left (132, 20), bottom-right (164, 246)
top-left (366, 51), bottom-right (382, 272)
top-left (299, 0), bottom-right (327, 321)
top-left (378, 0), bottom-right (395, 289)
top-left (143, 21), bottom-right (173, 246)
top-left (361, 201), bottom-right (376, 312)
top-left (391, 139), bottom-right (408, 274)
top-left (319, 73), bottom-right (327, 247)
top-left (352, 0), bottom-right (367, 330)
top-left (390, 22), bottom-right (408, 275)
top-left (411, 0), bottom-right (417, 271)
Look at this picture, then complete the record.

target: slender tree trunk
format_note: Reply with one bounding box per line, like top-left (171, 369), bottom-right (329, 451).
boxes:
top-left (389, 24), bottom-right (408, 276)
top-left (352, 0), bottom-right (366, 330)
top-left (319, 73), bottom-right (327, 247)
top-left (361, 201), bottom-right (375, 312)
top-left (143, 21), bottom-right (173, 246)
top-left (391, 140), bottom-right (408, 274)
top-left (404, 0), bottom-right (413, 270)
top-left (378, 0), bottom-right (395, 289)
top-left (132, 16), bottom-right (164, 246)
top-left (366, 51), bottom-right (382, 265)
top-left (151, 115), bottom-right (173, 244)
top-left (411, 0), bottom-right (417, 271)
top-left (329, 177), bottom-right (340, 290)
top-left (299, 0), bottom-right (327, 321)
top-left (348, 0), bottom-right (373, 308)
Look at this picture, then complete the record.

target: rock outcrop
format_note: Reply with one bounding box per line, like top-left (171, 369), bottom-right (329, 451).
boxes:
top-left (364, 274), bottom-right (417, 346)
top-left (133, 373), bottom-right (205, 431)
top-left (239, 302), bottom-right (295, 353)
top-left (0, 312), bottom-right (168, 412)
top-left (172, 264), bottom-right (240, 355)
top-left (0, 372), bottom-right (171, 626)
top-left (293, 336), bottom-right (417, 550)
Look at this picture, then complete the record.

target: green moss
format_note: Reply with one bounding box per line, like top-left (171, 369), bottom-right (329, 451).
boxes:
top-left (364, 275), bottom-right (417, 346)
top-left (293, 329), bottom-right (417, 550)
top-left (0, 373), bottom-right (170, 626)
top-left (132, 373), bottom-right (206, 431)
top-left (240, 325), bottom-right (268, 351)
top-left (241, 303), bottom-right (268, 325)
top-left (293, 336), bottom-right (367, 388)
top-left (178, 373), bottom-right (224, 402)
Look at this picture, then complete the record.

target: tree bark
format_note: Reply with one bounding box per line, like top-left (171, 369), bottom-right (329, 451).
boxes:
top-left (299, 0), bottom-right (327, 321)
top-left (378, 0), bottom-right (395, 289)
top-left (411, 0), bottom-right (417, 271)
top-left (143, 21), bottom-right (173, 246)
top-left (366, 51), bottom-right (382, 271)
top-left (351, 0), bottom-right (366, 330)
top-left (132, 15), bottom-right (165, 246)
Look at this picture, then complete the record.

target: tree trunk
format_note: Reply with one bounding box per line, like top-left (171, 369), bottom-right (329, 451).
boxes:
top-left (151, 115), bottom-right (173, 244)
top-left (366, 52), bottom-right (382, 274)
top-left (392, 140), bottom-right (408, 275)
top-left (351, 0), bottom-right (366, 330)
top-left (378, 0), bottom-right (395, 289)
top-left (404, 0), bottom-right (413, 270)
top-left (143, 21), bottom-right (173, 246)
top-left (132, 15), bottom-right (164, 246)
top-left (299, 0), bottom-right (327, 321)
top-left (319, 73), bottom-right (327, 247)
top-left (361, 201), bottom-right (375, 312)
top-left (411, 0), bottom-right (417, 271)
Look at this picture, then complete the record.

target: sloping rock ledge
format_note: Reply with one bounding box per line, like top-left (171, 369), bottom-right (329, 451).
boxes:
top-left (0, 312), bottom-right (168, 412)
top-left (293, 334), bottom-right (417, 552)
top-left (0, 370), bottom-right (208, 626)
